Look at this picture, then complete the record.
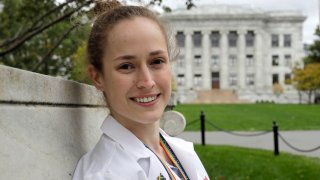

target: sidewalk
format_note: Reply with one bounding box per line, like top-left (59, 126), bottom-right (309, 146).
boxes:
top-left (177, 131), bottom-right (320, 158)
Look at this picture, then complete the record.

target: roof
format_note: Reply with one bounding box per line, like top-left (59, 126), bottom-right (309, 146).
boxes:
top-left (162, 4), bottom-right (306, 21)
top-left (168, 4), bottom-right (265, 16)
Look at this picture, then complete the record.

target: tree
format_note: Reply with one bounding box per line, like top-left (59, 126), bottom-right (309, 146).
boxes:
top-left (292, 63), bottom-right (320, 104)
top-left (295, 25), bottom-right (320, 103)
top-left (304, 26), bottom-right (320, 64)
top-left (70, 42), bottom-right (91, 84)
top-left (0, 0), bottom-right (194, 78)
top-left (0, 0), bottom-right (91, 76)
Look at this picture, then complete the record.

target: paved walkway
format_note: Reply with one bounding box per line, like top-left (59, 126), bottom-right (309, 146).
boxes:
top-left (177, 131), bottom-right (320, 158)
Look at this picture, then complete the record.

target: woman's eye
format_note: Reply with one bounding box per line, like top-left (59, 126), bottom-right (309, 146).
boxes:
top-left (119, 64), bottom-right (134, 70)
top-left (152, 58), bottom-right (165, 65)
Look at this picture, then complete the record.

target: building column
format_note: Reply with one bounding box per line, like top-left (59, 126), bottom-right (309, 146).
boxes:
top-left (202, 30), bottom-right (211, 90)
top-left (185, 30), bottom-right (193, 90)
top-left (220, 30), bottom-right (228, 89)
top-left (238, 30), bottom-right (246, 89)
top-left (255, 30), bottom-right (263, 90)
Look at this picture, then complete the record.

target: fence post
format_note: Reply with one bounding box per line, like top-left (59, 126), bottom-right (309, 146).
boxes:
top-left (200, 111), bottom-right (206, 146)
top-left (273, 121), bottom-right (279, 155)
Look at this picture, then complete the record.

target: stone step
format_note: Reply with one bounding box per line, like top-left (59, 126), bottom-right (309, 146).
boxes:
top-left (192, 90), bottom-right (251, 104)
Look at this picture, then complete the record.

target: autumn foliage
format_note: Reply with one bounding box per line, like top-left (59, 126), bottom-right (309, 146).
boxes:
top-left (292, 63), bottom-right (320, 103)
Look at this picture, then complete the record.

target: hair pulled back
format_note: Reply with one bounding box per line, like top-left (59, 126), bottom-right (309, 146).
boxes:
top-left (88, 0), bottom-right (170, 72)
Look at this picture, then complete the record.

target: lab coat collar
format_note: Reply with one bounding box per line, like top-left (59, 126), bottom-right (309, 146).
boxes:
top-left (100, 115), bottom-right (150, 161)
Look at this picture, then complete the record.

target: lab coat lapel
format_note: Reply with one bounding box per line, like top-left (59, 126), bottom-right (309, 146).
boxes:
top-left (147, 154), bottom-right (173, 180)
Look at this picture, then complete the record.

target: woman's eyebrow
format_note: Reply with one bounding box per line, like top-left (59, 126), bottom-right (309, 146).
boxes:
top-left (113, 55), bottom-right (136, 61)
top-left (149, 50), bottom-right (167, 56)
top-left (113, 50), bottom-right (167, 61)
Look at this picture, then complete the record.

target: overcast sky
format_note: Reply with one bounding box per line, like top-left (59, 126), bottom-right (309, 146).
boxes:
top-left (55, 0), bottom-right (318, 43)
top-left (162, 0), bottom-right (319, 44)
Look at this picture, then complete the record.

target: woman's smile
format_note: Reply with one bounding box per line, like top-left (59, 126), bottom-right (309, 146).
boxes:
top-left (130, 93), bottom-right (161, 106)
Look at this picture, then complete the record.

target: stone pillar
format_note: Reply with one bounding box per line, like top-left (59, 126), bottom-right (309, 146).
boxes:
top-left (220, 30), bottom-right (228, 89)
top-left (185, 30), bottom-right (193, 90)
top-left (279, 72), bottom-right (285, 86)
top-left (202, 30), bottom-right (211, 90)
top-left (255, 30), bottom-right (263, 90)
top-left (238, 30), bottom-right (246, 89)
top-left (264, 31), bottom-right (273, 89)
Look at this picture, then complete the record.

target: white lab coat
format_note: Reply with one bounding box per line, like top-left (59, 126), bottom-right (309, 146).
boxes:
top-left (72, 115), bottom-right (209, 180)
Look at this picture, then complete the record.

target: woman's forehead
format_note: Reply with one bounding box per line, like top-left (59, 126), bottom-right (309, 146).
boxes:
top-left (105, 17), bottom-right (168, 54)
top-left (109, 17), bottom-right (164, 38)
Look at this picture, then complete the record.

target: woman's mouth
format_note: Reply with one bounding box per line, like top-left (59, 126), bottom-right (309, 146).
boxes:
top-left (130, 94), bottom-right (161, 104)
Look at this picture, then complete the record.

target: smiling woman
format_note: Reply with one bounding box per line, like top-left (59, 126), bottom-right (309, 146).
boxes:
top-left (71, 0), bottom-right (209, 180)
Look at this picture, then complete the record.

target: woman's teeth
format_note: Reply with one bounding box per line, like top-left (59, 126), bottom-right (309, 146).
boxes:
top-left (135, 96), bottom-right (157, 103)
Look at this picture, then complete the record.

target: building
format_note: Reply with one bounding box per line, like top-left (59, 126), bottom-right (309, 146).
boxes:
top-left (162, 4), bottom-right (306, 103)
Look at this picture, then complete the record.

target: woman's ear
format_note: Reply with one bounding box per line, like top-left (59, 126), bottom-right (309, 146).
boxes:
top-left (88, 64), bottom-right (104, 91)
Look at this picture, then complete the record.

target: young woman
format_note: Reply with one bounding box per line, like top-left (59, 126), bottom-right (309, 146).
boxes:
top-left (72, 1), bottom-right (209, 179)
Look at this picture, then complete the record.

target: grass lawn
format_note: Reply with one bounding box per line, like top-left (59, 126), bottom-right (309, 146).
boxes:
top-left (174, 104), bottom-right (320, 131)
top-left (195, 145), bottom-right (320, 180)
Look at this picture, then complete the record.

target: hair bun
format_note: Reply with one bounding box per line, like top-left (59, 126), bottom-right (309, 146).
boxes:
top-left (94, 0), bottom-right (122, 17)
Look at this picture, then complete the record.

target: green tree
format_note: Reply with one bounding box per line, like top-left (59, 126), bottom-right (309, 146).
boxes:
top-left (304, 26), bottom-right (320, 64)
top-left (70, 42), bottom-right (91, 84)
top-left (0, 0), bottom-right (91, 76)
top-left (292, 63), bottom-right (320, 103)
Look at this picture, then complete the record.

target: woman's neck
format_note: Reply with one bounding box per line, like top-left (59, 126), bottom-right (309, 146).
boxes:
top-left (130, 122), bottom-right (161, 150)
top-left (110, 114), bottom-right (171, 164)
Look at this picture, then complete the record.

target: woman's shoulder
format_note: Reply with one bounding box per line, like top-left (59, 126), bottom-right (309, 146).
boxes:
top-left (72, 134), bottom-right (120, 179)
top-left (72, 134), bottom-right (148, 180)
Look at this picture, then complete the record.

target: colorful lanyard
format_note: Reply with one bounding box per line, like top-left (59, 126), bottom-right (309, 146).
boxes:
top-left (144, 134), bottom-right (190, 180)
top-left (160, 134), bottom-right (190, 180)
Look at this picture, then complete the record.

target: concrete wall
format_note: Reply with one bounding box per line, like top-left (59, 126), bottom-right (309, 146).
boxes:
top-left (0, 65), bottom-right (109, 180)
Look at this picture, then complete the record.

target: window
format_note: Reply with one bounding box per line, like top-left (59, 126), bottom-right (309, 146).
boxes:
top-left (246, 55), bottom-right (254, 67)
top-left (211, 55), bottom-right (219, 66)
top-left (176, 31), bottom-right (185, 47)
top-left (177, 55), bottom-right (185, 67)
top-left (210, 31), bottom-right (220, 47)
top-left (272, 74), bottom-right (279, 84)
top-left (177, 74), bottom-right (185, 86)
top-left (285, 73), bottom-right (292, 84)
top-left (271, 34), bottom-right (279, 47)
top-left (194, 74), bottom-right (202, 86)
top-left (229, 73), bottom-right (237, 86)
top-left (272, 55), bottom-right (279, 66)
top-left (246, 31), bottom-right (255, 47)
top-left (246, 74), bottom-right (255, 86)
top-left (284, 54), bottom-right (292, 67)
top-left (228, 31), bottom-right (238, 47)
top-left (229, 55), bottom-right (237, 67)
top-left (194, 55), bottom-right (202, 66)
top-left (193, 31), bottom-right (202, 47)
top-left (284, 34), bottom-right (291, 47)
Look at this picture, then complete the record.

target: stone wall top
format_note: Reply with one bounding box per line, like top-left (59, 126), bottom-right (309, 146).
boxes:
top-left (0, 65), bottom-right (106, 106)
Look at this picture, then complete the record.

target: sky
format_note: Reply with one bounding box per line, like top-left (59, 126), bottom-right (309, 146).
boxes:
top-left (54, 0), bottom-right (319, 44)
top-left (161, 0), bottom-right (319, 44)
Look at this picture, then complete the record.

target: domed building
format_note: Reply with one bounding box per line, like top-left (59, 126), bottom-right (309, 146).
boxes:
top-left (162, 4), bottom-right (306, 103)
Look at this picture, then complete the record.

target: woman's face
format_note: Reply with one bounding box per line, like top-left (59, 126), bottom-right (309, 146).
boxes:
top-left (93, 17), bottom-right (171, 129)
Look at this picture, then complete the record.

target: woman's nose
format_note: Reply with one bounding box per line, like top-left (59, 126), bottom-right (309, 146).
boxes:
top-left (136, 66), bottom-right (155, 89)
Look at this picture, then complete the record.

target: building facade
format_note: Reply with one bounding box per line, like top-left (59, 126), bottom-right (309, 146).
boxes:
top-left (163, 4), bottom-right (306, 103)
